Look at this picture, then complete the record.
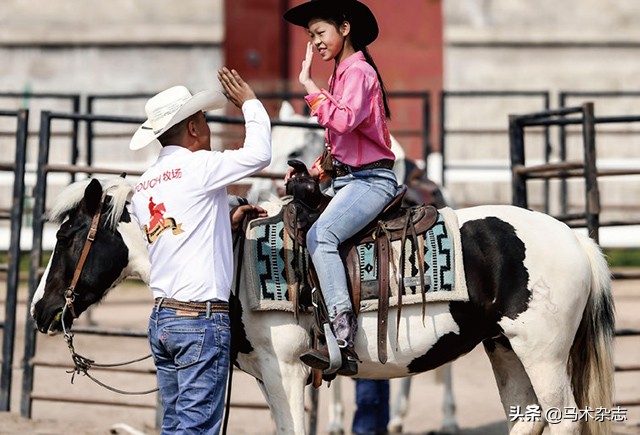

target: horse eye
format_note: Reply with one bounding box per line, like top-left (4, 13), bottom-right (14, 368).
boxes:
top-left (55, 222), bottom-right (74, 245)
top-left (55, 231), bottom-right (70, 245)
top-left (289, 150), bottom-right (302, 159)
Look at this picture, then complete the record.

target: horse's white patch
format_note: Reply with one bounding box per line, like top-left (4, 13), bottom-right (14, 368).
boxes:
top-left (118, 217), bottom-right (151, 284)
top-left (110, 423), bottom-right (147, 435)
top-left (530, 278), bottom-right (558, 314)
top-left (30, 257), bottom-right (52, 317)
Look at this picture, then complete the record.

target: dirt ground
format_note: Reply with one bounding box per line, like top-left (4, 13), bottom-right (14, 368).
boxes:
top-left (0, 277), bottom-right (639, 435)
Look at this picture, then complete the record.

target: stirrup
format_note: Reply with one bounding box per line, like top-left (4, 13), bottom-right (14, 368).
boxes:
top-left (299, 323), bottom-right (342, 374)
top-left (300, 323), bottom-right (356, 375)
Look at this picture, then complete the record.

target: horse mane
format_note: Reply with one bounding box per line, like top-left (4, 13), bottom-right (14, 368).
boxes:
top-left (48, 177), bottom-right (133, 231)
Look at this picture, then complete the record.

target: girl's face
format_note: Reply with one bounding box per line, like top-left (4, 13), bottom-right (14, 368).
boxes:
top-left (307, 18), bottom-right (350, 62)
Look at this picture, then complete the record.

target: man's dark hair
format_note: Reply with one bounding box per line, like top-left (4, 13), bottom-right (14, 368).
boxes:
top-left (158, 113), bottom-right (199, 147)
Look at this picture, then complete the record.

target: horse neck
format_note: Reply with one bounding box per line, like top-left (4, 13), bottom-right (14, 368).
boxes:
top-left (120, 214), bottom-right (151, 285)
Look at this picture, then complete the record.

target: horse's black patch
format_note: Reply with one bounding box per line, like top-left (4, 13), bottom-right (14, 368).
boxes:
top-left (229, 293), bottom-right (254, 366)
top-left (34, 195), bottom-right (131, 331)
top-left (407, 216), bottom-right (530, 373)
top-left (483, 334), bottom-right (513, 354)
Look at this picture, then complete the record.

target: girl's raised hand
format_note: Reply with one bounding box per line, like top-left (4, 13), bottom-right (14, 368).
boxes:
top-left (298, 42), bottom-right (319, 94)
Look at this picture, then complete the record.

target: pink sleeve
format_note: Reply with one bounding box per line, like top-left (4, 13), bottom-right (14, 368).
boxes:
top-left (304, 68), bottom-right (372, 134)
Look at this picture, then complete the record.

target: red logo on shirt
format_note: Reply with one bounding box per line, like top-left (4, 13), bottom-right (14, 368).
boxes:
top-left (142, 197), bottom-right (184, 243)
top-left (135, 168), bottom-right (183, 192)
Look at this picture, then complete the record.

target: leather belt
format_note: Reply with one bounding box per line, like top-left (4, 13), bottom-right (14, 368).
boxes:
top-left (155, 298), bottom-right (229, 314)
top-left (333, 159), bottom-right (395, 178)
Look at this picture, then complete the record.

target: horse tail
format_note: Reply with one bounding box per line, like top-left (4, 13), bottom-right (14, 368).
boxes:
top-left (569, 233), bottom-right (615, 435)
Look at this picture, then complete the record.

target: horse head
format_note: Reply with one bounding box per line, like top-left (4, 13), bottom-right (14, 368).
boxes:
top-left (270, 101), bottom-right (325, 173)
top-left (31, 177), bottom-right (149, 335)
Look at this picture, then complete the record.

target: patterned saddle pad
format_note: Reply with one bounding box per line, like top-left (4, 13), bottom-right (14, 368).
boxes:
top-left (244, 206), bottom-right (468, 312)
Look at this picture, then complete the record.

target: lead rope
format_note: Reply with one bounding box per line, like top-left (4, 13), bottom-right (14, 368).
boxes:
top-left (61, 303), bottom-right (158, 395)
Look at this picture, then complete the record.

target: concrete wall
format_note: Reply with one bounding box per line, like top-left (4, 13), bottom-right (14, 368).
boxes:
top-left (0, 0), bottom-right (226, 242)
top-left (0, 0), bottom-right (224, 94)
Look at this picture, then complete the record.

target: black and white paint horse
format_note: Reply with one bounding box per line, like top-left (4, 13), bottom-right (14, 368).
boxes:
top-left (32, 177), bottom-right (615, 435)
top-left (255, 102), bottom-right (455, 433)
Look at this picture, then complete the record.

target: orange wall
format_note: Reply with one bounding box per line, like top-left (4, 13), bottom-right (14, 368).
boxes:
top-left (225, 0), bottom-right (443, 158)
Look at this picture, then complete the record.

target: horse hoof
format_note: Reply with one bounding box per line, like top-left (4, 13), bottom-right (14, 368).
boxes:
top-left (388, 424), bottom-right (403, 434)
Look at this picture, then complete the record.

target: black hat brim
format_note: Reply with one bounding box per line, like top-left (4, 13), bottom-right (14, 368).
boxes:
top-left (284, 0), bottom-right (379, 47)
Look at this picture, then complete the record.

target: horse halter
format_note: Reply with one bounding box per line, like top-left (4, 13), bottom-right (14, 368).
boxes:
top-left (63, 190), bottom-right (107, 321)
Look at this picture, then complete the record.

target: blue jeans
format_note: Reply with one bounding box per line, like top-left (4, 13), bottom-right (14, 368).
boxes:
top-left (352, 379), bottom-right (390, 435)
top-left (148, 306), bottom-right (231, 435)
top-left (307, 168), bottom-right (398, 319)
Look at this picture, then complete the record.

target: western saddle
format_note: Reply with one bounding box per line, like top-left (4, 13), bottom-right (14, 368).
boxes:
top-left (283, 160), bottom-right (439, 369)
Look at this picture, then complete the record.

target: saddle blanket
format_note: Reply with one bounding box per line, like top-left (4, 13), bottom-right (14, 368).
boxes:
top-left (244, 206), bottom-right (468, 312)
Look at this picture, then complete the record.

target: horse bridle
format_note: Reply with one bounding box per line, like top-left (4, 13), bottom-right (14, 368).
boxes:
top-left (58, 187), bottom-right (158, 395)
top-left (63, 190), bottom-right (107, 321)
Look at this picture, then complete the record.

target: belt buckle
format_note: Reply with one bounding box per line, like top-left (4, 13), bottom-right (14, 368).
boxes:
top-left (333, 160), bottom-right (349, 177)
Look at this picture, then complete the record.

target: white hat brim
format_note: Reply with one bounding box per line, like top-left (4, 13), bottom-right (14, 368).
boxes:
top-left (129, 89), bottom-right (227, 151)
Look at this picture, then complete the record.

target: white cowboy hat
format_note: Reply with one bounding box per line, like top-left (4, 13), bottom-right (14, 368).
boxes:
top-left (129, 85), bottom-right (226, 150)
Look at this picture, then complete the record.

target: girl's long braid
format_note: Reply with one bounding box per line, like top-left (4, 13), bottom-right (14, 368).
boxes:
top-left (320, 11), bottom-right (392, 120)
top-left (360, 47), bottom-right (391, 120)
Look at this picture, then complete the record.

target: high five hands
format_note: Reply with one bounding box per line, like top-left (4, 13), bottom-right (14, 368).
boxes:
top-left (218, 67), bottom-right (256, 109)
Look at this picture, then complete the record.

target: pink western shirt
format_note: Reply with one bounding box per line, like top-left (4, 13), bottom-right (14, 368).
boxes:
top-left (304, 51), bottom-right (395, 168)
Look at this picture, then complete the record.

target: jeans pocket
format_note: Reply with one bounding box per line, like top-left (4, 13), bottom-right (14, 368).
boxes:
top-left (164, 327), bottom-right (206, 368)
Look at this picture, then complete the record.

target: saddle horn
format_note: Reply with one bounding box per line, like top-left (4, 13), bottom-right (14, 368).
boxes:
top-left (287, 159), bottom-right (310, 177)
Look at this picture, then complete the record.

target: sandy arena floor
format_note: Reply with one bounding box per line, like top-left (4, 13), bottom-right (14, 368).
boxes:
top-left (0, 276), bottom-right (638, 435)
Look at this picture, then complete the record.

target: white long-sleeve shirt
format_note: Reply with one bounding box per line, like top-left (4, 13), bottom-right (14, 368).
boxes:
top-left (131, 99), bottom-right (271, 302)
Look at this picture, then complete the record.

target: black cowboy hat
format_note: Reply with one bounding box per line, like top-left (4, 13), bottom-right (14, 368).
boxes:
top-left (284, 0), bottom-right (379, 47)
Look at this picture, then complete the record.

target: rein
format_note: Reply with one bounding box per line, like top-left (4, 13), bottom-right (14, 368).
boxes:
top-left (222, 207), bottom-right (249, 435)
top-left (61, 190), bottom-right (158, 395)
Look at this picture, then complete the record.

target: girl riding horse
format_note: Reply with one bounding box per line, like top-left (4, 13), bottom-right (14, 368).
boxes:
top-left (284, 0), bottom-right (398, 377)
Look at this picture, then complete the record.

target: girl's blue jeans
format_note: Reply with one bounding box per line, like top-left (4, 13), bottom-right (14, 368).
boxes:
top-left (307, 168), bottom-right (398, 319)
top-left (148, 306), bottom-right (231, 435)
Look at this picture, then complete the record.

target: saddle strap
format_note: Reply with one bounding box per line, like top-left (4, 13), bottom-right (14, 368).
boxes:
top-left (395, 212), bottom-right (410, 350)
top-left (376, 227), bottom-right (390, 364)
top-left (345, 246), bottom-right (361, 316)
top-left (412, 218), bottom-right (428, 324)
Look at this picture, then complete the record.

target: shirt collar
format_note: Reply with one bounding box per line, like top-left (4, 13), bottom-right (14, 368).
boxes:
top-left (335, 51), bottom-right (366, 79)
top-left (158, 145), bottom-right (189, 157)
top-left (156, 145), bottom-right (190, 162)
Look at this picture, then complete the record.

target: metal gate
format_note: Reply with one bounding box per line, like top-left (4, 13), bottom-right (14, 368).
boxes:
top-left (0, 109), bottom-right (28, 411)
top-left (509, 101), bottom-right (640, 409)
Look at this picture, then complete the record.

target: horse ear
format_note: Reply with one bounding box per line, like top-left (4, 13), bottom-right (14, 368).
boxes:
top-left (84, 179), bottom-right (103, 215)
top-left (279, 101), bottom-right (295, 120)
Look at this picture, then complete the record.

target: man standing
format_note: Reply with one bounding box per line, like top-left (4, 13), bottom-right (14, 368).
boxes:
top-left (129, 68), bottom-right (271, 434)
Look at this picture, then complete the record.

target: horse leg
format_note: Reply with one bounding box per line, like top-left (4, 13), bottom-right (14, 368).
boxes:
top-left (388, 367), bottom-right (458, 435)
top-left (439, 363), bottom-right (458, 434)
top-left (326, 376), bottom-right (345, 435)
top-left (388, 377), bottom-right (410, 433)
top-left (483, 338), bottom-right (545, 435)
top-left (257, 361), bottom-right (309, 434)
top-left (510, 339), bottom-right (582, 435)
